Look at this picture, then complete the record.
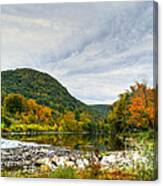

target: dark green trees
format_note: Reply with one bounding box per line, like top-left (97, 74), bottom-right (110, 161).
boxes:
top-left (4, 93), bottom-right (27, 114)
top-left (108, 92), bottom-right (130, 135)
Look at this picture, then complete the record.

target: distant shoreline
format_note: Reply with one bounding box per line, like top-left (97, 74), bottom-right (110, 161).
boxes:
top-left (2, 131), bottom-right (108, 136)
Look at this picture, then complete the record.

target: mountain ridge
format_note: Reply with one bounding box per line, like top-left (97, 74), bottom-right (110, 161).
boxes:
top-left (1, 68), bottom-right (109, 116)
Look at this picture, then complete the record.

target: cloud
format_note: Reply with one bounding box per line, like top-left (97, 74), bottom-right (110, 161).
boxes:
top-left (1, 1), bottom-right (154, 104)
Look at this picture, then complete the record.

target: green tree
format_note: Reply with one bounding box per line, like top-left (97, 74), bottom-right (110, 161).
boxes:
top-left (108, 92), bottom-right (130, 135)
top-left (4, 93), bottom-right (27, 114)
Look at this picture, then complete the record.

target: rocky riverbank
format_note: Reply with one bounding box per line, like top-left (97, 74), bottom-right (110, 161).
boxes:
top-left (1, 138), bottom-right (149, 174)
top-left (1, 138), bottom-right (91, 172)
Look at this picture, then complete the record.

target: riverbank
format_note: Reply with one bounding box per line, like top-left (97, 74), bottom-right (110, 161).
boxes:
top-left (1, 138), bottom-right (154, 180)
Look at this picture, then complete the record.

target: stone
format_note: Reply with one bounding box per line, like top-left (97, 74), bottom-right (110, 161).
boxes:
top-left (36, 157), bottom-right (56, 170)
top-left (76, 159), bottom-right (85, 169)
top-left (55, 156), bottom-right (67, 167)
top-left (65, 161), bottom-right (75, 167)
top-left (83, 158), bottom-right (89, 166)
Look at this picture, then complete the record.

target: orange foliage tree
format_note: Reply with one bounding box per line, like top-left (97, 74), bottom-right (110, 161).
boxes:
top-left (127, 82), bottom-right (156, 129)
top-left (108, 82), bottom-right (156, 132)
top-left (20, 98), bottom-right (54, 125)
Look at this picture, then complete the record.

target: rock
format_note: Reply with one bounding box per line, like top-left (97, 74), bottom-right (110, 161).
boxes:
top-left (76, 159), bottom-right (85, 169)
top-left (83, 158), bottom-right (89, 166)
top-left (65, 161), bottom-right (75, 167)
top-left (101, 155), bottom-right (117, 164)
top-left (36, 158), bottom-right (56, 170)
top-left (68, 155), bottom-right (76, 162)
top-left (52, 155), bottom-right (67, 167)
top-left (36, 157), bottom-right (50, 165)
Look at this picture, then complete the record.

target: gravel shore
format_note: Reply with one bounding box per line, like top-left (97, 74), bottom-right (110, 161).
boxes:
top-left (1, 138), bottom-right (148, 173)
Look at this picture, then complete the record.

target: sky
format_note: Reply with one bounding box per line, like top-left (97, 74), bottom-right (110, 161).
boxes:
top-left (1, 1), bottom-right (154, 104)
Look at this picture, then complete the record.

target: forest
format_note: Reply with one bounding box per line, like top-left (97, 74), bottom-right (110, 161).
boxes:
top-left (1, 68), bottom-right (157, 135)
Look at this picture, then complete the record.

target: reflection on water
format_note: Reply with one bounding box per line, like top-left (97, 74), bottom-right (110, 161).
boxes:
top-left (2, 132), bottom-right (125, 151)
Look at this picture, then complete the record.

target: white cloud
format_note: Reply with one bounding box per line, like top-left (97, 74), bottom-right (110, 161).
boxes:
top-left (1, 2), bottom-right (154, 104)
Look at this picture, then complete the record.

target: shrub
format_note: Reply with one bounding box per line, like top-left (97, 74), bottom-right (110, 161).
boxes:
top-left (50, 166), bottom-right (79, 179)
top-left (4, 93), bottom-right (27, 114)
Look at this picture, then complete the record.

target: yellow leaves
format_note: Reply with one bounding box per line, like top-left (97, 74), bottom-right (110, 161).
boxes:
top-left (21, 114), bottom-right (30, 124)
top-left (27, 99), bottom-right (37, 108)
top-left (63, 111), bottom-right (75, 122)
top-left (53, 123), bottom-right (58, 131)
top-left (10, 96), bottom-right (55, 125)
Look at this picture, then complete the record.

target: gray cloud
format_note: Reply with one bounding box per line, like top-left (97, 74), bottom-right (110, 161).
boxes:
top-left (1, 1), bottom-right (154, 104)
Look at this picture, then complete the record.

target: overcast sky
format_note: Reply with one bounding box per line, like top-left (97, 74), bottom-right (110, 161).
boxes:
top-left (1, 1), bottom-right (154, 104)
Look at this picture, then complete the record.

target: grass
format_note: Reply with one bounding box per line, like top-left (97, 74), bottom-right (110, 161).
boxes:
top-left (1, 167), bottom-right (138, 180)
top-left (2, 123), bottom-right (56, 133)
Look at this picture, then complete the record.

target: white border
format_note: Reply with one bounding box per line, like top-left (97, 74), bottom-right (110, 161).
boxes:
top-left (0, 0), bottom-right (162, 186)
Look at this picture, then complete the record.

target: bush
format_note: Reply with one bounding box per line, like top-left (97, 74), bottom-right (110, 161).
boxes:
top-left (50, 166), bottom-right (79, 179)
top-left (4, 93), bottom-right (27, 114)
top-left (1, 115), bottom-right (12, 128)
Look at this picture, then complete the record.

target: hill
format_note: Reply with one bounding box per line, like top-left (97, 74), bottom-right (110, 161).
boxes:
top-left (89, 104), bottom-right (112, 117)
top-left (2, 68), bottom-right (110, 118)
top-left (1, 68), bottom-right (111, 133)
top-left (1, 68), bottom-right (88, 113)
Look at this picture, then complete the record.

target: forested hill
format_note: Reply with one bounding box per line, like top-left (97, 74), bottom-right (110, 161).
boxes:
top-left (1, 68), bottom-right (87, 112)
top-left (89, 104), bottom-right (112, 117)
top-left (1, 68), bottom-right (108, 116)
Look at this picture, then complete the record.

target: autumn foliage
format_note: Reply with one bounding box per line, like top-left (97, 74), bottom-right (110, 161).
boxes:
top-left (2, 82), bottom-right (157, 133)
top-left (108, 82), bottom-right (157, 132)
top-left (127, 83), bottom-right (156, 129)
top-left (1, 93), bottom-right (95, 132)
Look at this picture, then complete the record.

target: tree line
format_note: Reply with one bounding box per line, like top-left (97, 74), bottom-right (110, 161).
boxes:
top-left (1, 82), bottom-right (157, 135)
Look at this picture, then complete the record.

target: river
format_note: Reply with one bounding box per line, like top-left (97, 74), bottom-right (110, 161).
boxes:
top-left (2, 132), bottom-right (119, 151)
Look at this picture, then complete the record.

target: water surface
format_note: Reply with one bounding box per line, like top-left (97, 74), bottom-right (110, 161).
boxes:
top-left (2, 132), bottom-right (124, 151)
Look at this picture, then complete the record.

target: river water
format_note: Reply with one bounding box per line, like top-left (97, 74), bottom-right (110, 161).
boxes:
top-left (1, 132), bottom-right (124, 151)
